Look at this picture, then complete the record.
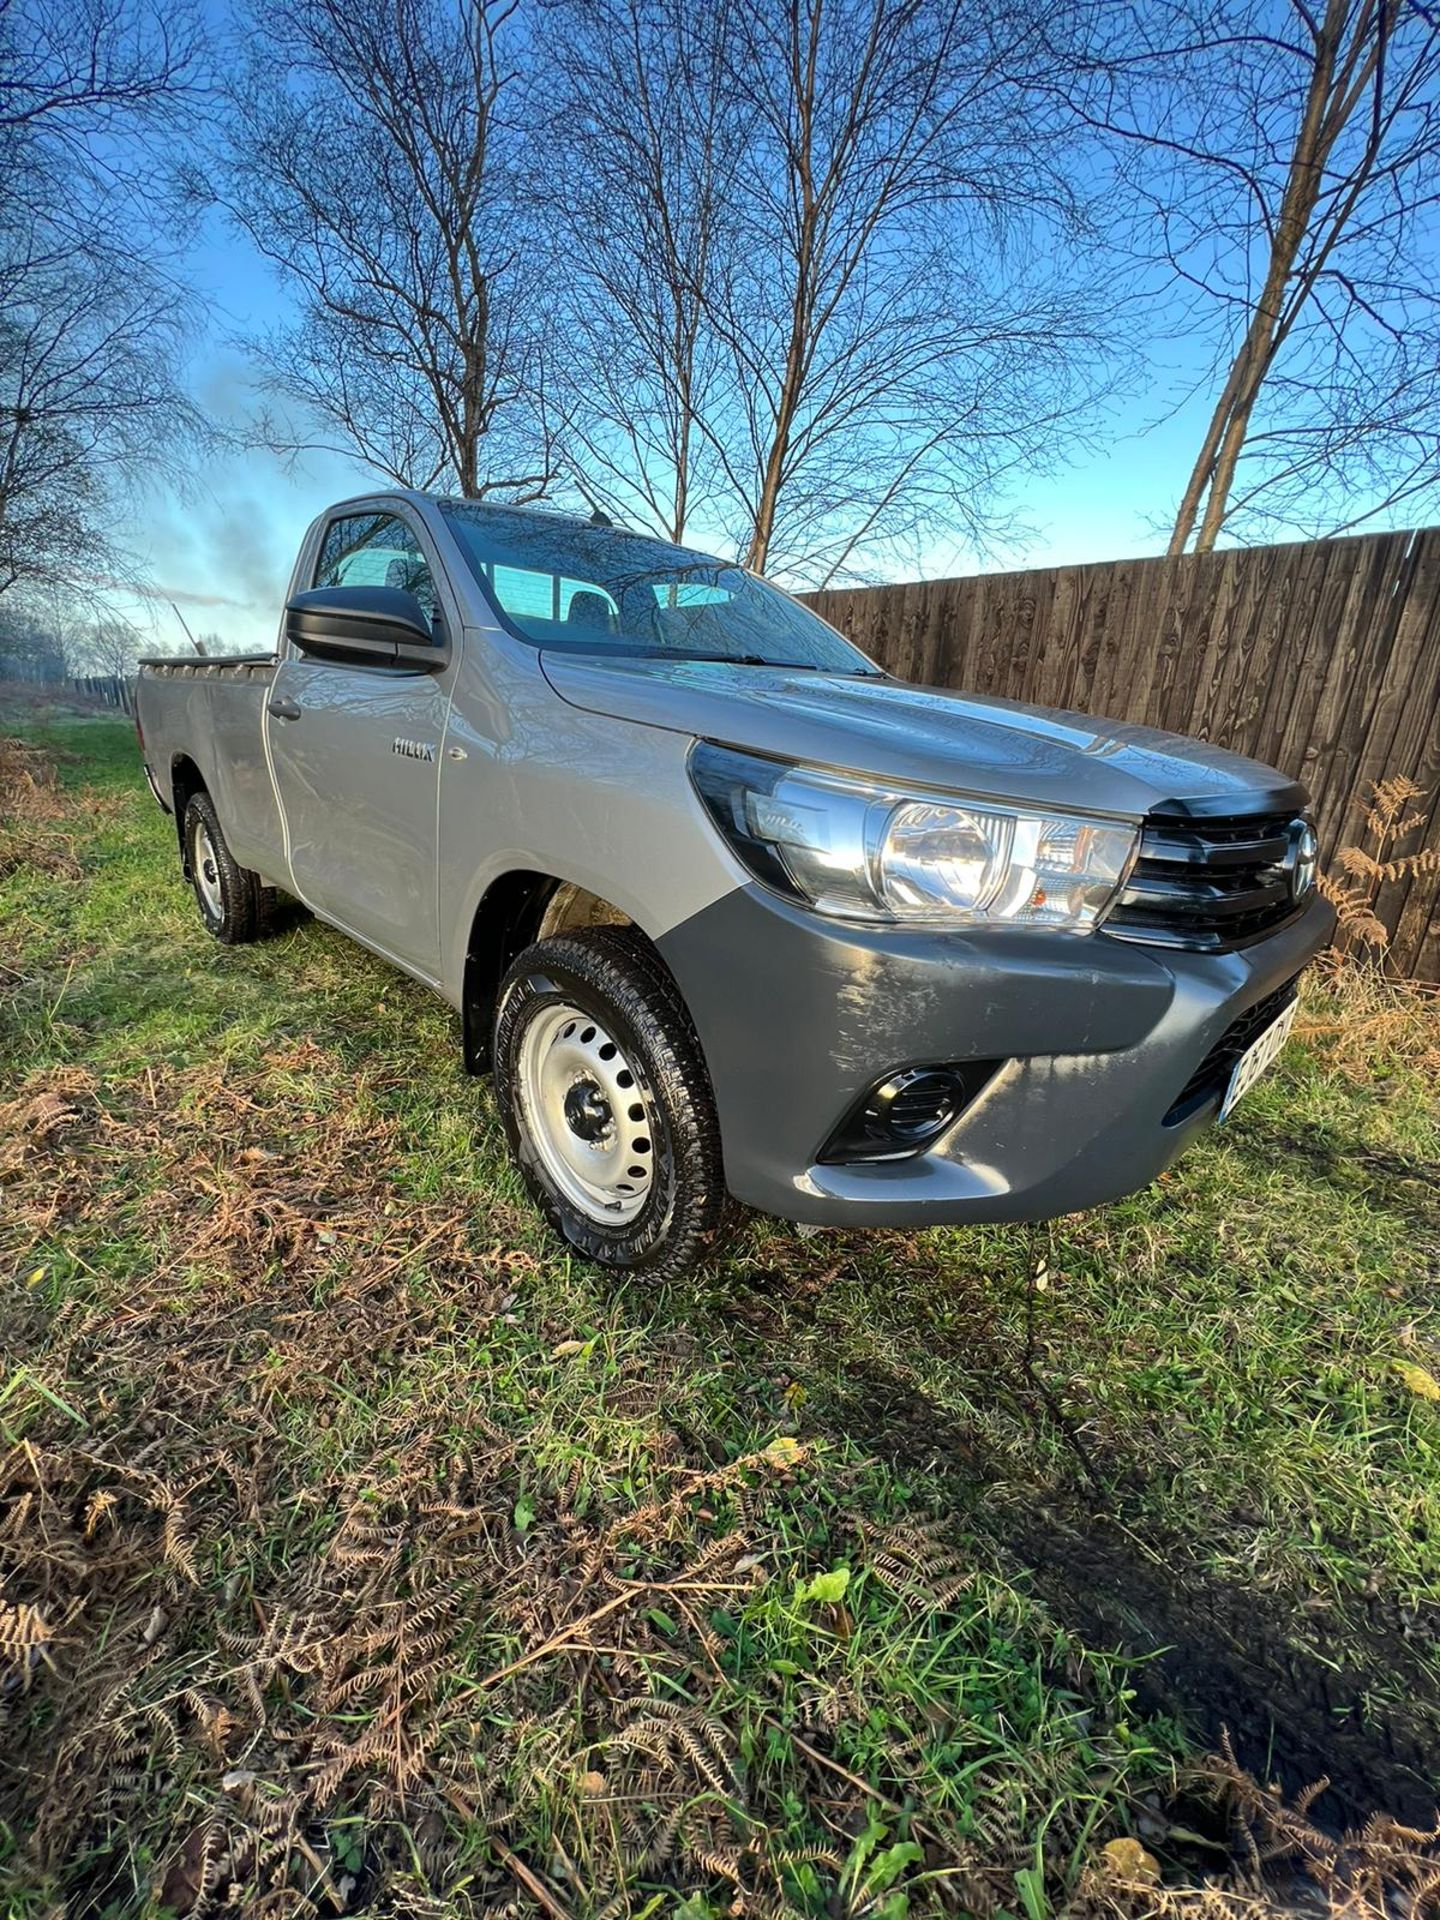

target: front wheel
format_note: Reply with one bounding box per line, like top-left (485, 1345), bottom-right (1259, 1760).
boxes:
top-left (493, 927), bottom-right (734, 1282)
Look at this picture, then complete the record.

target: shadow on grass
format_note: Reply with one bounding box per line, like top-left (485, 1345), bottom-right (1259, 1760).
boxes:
top-left (624, 1248), bottom-right (1440, 1831)
top-left (1262, 1120), bottom-right (1440, 1241)
top-left (830, 1349), bottom-right (1440, 1832)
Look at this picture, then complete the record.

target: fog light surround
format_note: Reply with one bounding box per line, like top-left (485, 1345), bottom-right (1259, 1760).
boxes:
top-left (819, 1060), bottom-right (1003, 1164)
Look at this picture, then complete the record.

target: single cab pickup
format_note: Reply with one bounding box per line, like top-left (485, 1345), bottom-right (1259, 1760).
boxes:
top-left (136, 492), bottom-right (1334, 1279)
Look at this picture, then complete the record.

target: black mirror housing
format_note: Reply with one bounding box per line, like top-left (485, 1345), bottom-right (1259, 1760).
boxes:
top-left (284, 585), bottom-right (445, 670)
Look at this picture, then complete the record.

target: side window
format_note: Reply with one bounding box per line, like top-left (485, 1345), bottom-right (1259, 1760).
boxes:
top-left (313, 512), bottom-right (437, 624)
top-left (490, 564), bottom-right (554, 622)
top-left (478, 563), bottom-right (619, 636)
top-left (652, 581), bottom-right (731, 608)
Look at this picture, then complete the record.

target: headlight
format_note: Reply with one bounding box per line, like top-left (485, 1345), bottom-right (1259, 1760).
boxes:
top-left (690, 742), bottom-right (1138, 932)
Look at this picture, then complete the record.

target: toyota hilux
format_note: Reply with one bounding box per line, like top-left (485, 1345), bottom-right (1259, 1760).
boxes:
top-left (135, 493), bottom-right (1333, 1279)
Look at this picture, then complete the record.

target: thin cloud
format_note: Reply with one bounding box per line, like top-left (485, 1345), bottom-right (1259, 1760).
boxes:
top-left (80, 575), bottom-right (255, 611)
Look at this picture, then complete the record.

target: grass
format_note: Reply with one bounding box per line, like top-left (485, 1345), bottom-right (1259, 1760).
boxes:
top-left (1, 712), bottom-right (1438, 1920)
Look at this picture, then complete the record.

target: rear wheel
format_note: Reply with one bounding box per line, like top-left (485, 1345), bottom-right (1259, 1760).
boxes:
top-left (183, 792), bottom-right (272, 944)
top-left (493, 927), bottom-right (734, 1282)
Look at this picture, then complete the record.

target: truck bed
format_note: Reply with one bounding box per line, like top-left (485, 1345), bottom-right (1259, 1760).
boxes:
top-left (136, 652), bottom-right (277, 673)
top-left (135, 653), bottom-right (284, 878)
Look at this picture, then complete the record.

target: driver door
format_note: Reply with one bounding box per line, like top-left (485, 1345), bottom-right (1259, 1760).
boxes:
top-left (267, 506), bottom-right (452, 979)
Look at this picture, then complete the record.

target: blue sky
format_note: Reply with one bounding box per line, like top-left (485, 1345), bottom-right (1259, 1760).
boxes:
top-left (119, 202), bottom-right (1221, 657)
top-left (72, 0), bottom-right (1440, 653)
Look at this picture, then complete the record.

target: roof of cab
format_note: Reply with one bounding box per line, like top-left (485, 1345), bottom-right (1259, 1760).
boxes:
top-left (324, 487), bottom-right (608, 536)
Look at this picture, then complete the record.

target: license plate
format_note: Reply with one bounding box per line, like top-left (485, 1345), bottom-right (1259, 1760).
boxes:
top-left (1220, 999), bottom-right (1298, 1120)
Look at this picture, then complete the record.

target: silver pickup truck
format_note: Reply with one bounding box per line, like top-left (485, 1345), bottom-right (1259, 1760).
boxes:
top-left (136, 491), bottom-right (1333, 1280)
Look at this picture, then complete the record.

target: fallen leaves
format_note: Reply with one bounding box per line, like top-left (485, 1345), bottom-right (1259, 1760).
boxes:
top-left (0, 1038), bottom-right (830, 1913)
top-left (1098, 1836), bottom-right (1161, 1885)
top-left (1392, 1360), bottom-right (1440, 1403)
top-left (0, 736), bottom-right (121, 881)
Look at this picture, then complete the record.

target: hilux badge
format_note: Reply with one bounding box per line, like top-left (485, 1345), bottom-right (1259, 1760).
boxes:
top-left (392, 737), bottom-right (436, 762)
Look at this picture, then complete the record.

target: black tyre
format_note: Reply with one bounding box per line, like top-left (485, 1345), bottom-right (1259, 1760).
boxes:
top-left (493, 926), bottom-right (734, 1281)
top-left (183, 792), bottom-right (273, 945)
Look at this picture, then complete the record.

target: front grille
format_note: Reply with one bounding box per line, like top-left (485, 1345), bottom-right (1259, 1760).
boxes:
top-left (1163, 974), bottom-right (1301, 1126)
top-left (1106, 808), bottom-right (1310, 951)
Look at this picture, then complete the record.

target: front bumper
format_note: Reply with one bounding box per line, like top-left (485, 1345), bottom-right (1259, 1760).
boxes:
top-left (656, 885), bottom-right (1335, 1227)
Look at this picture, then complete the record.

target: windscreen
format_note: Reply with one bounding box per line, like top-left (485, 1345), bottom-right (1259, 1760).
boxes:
top-left (438, 503), bottom-right (878, 674)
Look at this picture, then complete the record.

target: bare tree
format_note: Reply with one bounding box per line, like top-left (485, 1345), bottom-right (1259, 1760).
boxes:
top-left (0, 223), bottom-right (195, 598)
top-left (536, 0), bottom-right (1108, 581)
top-left (0, 596), bottom-right (65, 680)
top-left (538, 0), bottom-right (746, 542)
top-left (67, 613), bottom-right (140, 679)
top-left (0, 0), bottom-right (203, 600)
top-left (1061, 0), bottom-right (1440, 553)
top-left (709, 0), bottom-right (1109, 582)
top-left (206, 0), bottom-right (554, 499)
top-left (0, 0), bottom-right (197, 184)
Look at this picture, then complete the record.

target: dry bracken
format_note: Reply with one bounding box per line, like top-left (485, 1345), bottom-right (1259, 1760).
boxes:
top-left (1321, 775), bottom-right (1435, 966)
top-left (1079, 1733), bottom-right (1440, 1920)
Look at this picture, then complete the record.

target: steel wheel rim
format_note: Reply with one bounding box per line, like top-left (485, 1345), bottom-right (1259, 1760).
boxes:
top-left (192, 819), bottom-right (223, 918)
top-left (517, 1001), bottom-right (659, 1225)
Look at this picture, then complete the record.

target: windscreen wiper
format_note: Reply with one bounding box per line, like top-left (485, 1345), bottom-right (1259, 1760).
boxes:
top-left (709, 656), bottom-right (888, 677)
top-left (664, 650), bottom-right (825, 669)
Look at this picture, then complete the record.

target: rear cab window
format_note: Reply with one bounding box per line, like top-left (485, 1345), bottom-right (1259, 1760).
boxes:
top-left (487, 565), bottom-right (621, 630)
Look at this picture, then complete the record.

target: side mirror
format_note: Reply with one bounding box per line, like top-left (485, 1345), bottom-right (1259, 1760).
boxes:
top-left (284, 585), bottom-right (445, 670)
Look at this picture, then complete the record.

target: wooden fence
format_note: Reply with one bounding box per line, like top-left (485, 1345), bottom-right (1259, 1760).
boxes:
top-left (804, 526), bottom-right (1440, 981)
top-left (69, 673), bottom-right (135, 715)
top-left (0, 667), bottom-right (135, 715)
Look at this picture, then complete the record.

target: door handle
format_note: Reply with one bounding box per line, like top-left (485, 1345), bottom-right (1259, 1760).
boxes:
top-left (267, 697), bottom-right (303, 721)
